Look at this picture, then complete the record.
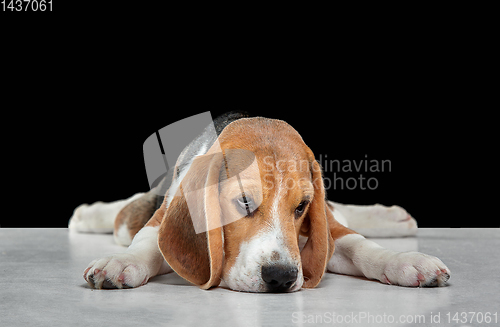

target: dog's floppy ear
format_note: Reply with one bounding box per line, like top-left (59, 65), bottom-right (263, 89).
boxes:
top-left (157, 145), bottom-right (224, 290)
top-left (300, 159), bottom-right (334, 288)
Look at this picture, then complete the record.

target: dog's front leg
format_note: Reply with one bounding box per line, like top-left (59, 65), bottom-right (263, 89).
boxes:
top-left (84, 226), bottom-right (172, 289)
top-left (327, 234), bottom-right (450, 287)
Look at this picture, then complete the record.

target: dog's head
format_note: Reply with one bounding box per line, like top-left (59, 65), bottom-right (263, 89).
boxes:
top-left (157, 118), bottom-right (334, 292)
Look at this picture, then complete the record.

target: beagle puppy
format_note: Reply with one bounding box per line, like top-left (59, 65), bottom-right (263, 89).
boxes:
top-left (70, 112), bottom-right (450, 292)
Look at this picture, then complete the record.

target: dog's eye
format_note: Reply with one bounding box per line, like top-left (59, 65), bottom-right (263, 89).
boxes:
top-left (237, 196), bottom-right (252, 208)
top-left (295, 200), bottom-right (308, 218)
top-left (236, 195), bottom-right (255, 216)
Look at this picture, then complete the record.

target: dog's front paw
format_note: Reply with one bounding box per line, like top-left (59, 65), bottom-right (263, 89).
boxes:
top-left (84, 254), bottom-right (150, 289)
top-left (381, 252), bottom-right (450, 287)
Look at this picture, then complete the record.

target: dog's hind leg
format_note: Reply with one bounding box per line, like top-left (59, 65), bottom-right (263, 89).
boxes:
top-left (327, 201), bottom-right (418, 237)
top-left (68, 193), bottom-right (144, 234)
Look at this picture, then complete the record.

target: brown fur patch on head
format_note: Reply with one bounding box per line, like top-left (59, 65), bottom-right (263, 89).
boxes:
top-left (153, 116), bottom-right (354, 290)
top-left (214, 118), bottom-right (330, 283)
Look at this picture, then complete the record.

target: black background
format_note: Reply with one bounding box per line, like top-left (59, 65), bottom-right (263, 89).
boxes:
top-left (0, 5), bottom-right (496, 228)
top-left (3, 105), bottom-right (494, 228)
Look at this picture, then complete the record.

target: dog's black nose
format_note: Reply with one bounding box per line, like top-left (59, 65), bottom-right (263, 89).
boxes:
top-left (261, 265), bottom-right (298, 292)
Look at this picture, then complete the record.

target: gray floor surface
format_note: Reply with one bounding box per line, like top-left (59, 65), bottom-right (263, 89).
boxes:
top-left (0, 228), bottom-right (498, 326)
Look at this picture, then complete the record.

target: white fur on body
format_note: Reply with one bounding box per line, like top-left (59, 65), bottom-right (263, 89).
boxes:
top-left (68, 193), bottom-right (144, 234)
top-left (329, 201), bottom-right (418, 237)
top-left (72, 196), bottom-right (449, 290)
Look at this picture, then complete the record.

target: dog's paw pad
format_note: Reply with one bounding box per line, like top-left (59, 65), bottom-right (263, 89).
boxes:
top-left (84, 254), bottom-right (149, 289)
top-left (382, 252), bottom-right (451, 287)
